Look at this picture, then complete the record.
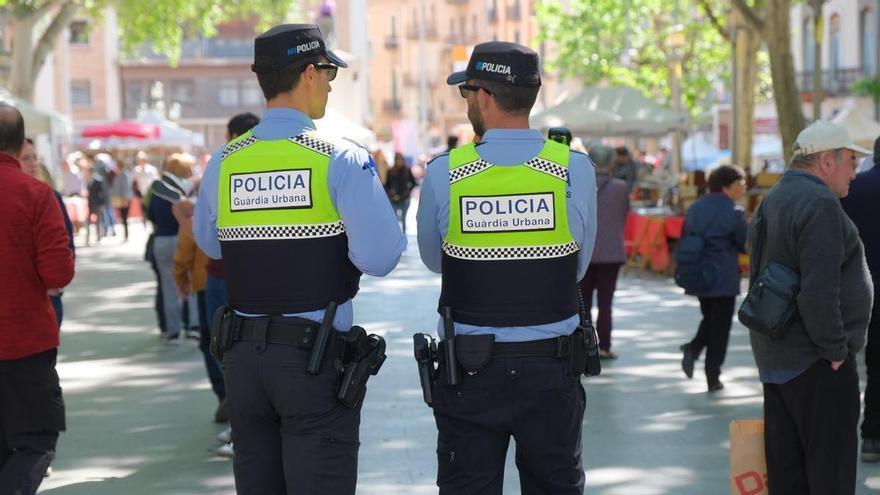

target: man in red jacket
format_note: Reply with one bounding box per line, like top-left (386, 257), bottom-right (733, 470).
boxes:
top-left (0, 103), bottom-right (74, 494)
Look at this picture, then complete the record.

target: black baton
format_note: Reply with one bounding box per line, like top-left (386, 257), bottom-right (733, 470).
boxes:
top-left (307, 301), bottom-right (338, 375)
top-left (442, 306), bottom-right (461, 386)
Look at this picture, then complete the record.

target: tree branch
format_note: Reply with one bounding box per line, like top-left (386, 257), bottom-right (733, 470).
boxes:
top-left (697, 0), bottom-right (730, 41)
top-left (31, 0), bottom-right (66, 22)
top-left (31, 1), bottom-right (80, 74)
top-left (731, 0), bottom-right (765, 32)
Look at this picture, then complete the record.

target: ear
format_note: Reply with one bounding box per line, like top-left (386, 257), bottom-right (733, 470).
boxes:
top-left (477, 88), bottom-right (493, 113)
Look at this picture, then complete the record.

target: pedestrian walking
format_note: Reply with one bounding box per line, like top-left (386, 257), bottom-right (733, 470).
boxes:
top-left (109, 160), bottom-right (134, 242)
top-left (745, 121), bottom-right (873, 493)
top-left (579, 144), bottom-right (629, 360)
top-left (385, 152), bottom-right (416, 233)
top-left (147, 153), bottom-right (194, 341)
top-left (19, 138), bottom-right (74, 328)
top-left (0, 103), bottom-right (75, 494)
top-left (416, 41), bottom-right (597, 494)
top-left (193, 24), bottom-right (405, 494)
top-left (677, 165), bottom-right (748, 391)
top-left (83, 164), bottom-right (106, 246)
top-left (841, 135), bottom-right (880, 462)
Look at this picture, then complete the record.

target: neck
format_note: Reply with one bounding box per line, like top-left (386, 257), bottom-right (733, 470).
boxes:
top-left (266, 91), bottom-right (311, 116)
top-left (484, 113), bottom-right (530, 131)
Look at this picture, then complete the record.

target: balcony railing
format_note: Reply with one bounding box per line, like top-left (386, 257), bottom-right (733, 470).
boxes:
top-left (384, 35), bottom-right (400, 49)
top-left (796, 67), bottom-right (865, 97)
top-left (383, 99), bottom-right (402, 113)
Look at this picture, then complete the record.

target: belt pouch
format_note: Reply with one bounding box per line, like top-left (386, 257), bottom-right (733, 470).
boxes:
top-left (455, 334), bottom-right (495, 375)
top-left (568, 330), bottom-right (587, 377)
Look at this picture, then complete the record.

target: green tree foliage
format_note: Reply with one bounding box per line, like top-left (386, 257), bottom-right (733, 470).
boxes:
top-left (535, 0), bottom-right (730, 120)
top-left (0, 0), bottom-right (301, 101)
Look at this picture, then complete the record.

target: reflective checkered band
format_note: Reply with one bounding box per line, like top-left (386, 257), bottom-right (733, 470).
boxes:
top-left (290, 133), bottom-right (335, 156)
top-left (449, 160), bottom-right (492, 184)
top-left (524, 157), bottom-right (568, 181)
top-left (442, 241), bottom-right (580, 261)
top-left (218, 221), bottom-right (346, 241)
top-left (221, 135), bottom-right (259, 160)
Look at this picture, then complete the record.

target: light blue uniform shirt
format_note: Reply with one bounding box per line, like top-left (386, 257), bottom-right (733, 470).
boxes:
top-left (194, 108), bottom-right (407, 330)
top-left (417, 128), bottom-right (597, 342)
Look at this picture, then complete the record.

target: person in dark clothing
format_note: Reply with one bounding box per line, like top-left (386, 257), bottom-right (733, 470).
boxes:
top-left (385, 152), bottom-right (416, 233)
top-left (748, 121), bottom-right (873, 493)
top-left (679, 165), bottom-right (748, 391)
top-left (0, 103), bottom-right (75, 495)
top-left (841, 135), bottom-right (880, 462)
top-left (19, 138), bottom-right (74, 328)
top-left (446, 135), bottom-right (459, 151)
top-left (147, 153), bottom-right (194, 341)
top-left (578, 145), bottom-right (630, 359)
top-left (84, 165), bottom-right (106, 246)
top-left (613, 146), bottom-right (638, 189)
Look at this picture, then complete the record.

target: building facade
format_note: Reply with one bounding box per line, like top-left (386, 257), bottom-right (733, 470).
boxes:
top-left (363, 0), bottom-right (568, 152)
top-left (790, 0), bottom-right (880, 119)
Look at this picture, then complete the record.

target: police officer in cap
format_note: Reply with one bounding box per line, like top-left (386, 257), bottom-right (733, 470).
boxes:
top-left (416, 41), bottom-right (597, 494)
top-left (194, 24), bottom-right (406, 494)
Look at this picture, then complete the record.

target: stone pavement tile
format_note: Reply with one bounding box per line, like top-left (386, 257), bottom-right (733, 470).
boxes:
top-left (38, 229), bottom-right (880, 494)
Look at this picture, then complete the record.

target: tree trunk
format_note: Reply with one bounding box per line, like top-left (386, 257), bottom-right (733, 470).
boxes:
top-left (810, 0), bottom-right (825, 120)
top-left (764, 0), bottom-right (805, 164)
top-left (6, 1), bottom-right (79, 103)
top-left (9, 15), bottom-right (37, 102)
top-left (731, 9), bottom-right (760, 171)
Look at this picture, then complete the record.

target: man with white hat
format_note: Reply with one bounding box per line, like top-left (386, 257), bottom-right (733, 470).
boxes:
top-left (746, 120), bottom-right (874, 493)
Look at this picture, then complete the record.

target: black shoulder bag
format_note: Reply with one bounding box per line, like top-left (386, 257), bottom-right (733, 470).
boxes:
top-left (737, 202), bottom-right (800, 339)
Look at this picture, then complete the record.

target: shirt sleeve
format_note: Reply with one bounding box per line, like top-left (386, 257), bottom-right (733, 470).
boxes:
top-left (795, 197), bottom-right (849, 362)
top-left (194, 150), bottom-right (223, 259)
top-left (328, 144), bottom-right (406, 277)
top-left (569, 153), bottom-right (597, 281)
top-left (33, 185), bottom-right (74, 289)
top-left (416, 158), bottom-right (445, 274)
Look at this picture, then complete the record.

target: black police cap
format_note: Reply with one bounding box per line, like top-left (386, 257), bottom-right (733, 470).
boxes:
top-left (251, 24), bottom-right (348, 74)
top-left (447, 41), bottom-right (541, 88)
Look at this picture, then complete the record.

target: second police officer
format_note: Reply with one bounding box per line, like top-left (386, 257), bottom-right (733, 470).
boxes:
top-left (416, 41), bottom-right (598, 494)
top-left (193, 24), bottom-right (406, 494)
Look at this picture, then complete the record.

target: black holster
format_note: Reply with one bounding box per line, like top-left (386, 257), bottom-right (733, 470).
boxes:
top-left (413, 333), bottom-right (438, 406)
top-left (336, 326), bottom-right (386, 408)
top-left (581, 322), bottom-right (602, 377)
top-left (210, 306), bottom-right (235, 360)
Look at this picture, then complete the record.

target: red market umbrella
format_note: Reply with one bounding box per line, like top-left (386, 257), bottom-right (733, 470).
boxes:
top-left (81, 121), bottom-right (160, 139)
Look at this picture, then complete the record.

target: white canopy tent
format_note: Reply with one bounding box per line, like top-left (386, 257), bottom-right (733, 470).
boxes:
top-left (315, 107), bottom-right (377, 148)
top-left (530, 87), bottom-right (689, 137)
top-left (0, 87), bottom-right (71, 137)
top-left (136, 109), bottom-right (205, 148)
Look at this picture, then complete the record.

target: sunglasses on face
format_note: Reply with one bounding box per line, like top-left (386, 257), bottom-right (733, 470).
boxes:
top-left (314, 63), bottom-right (338, 81)
top-left (458, 84), bottom-right (493, 98)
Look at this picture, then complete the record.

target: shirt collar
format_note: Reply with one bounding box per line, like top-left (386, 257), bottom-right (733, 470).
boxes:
top-left (0, 152), bottom-right (21, 170)
top-left (481, 128), bottom-right (545, 143)
top-left (784, 168), bottom-right (827, 187)
top-left (260, 107), bottom-right (316, 131)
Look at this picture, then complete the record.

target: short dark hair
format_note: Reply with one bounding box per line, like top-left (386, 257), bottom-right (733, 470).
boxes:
top-left (256, 56), bottom-right (322, 100)
top-left (0, 103), bottom-right (25, 155)
top-left (708, 165), bottom-right (746, 192)
top-left (447, 135), bottom-right (459, 149)
top-left (227, 113), bottom-right (260, 138)
top-left (615, 146), bottom-right (629, 157)
top-left (479, 80), bottom-right (539, 115)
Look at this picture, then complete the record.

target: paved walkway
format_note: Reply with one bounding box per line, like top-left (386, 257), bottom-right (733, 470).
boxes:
top-left (39, 224), bottom-right (880, 494)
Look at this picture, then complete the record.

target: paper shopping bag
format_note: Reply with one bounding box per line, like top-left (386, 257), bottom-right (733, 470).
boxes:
top-left (730, 419), bottom-right (768, 495)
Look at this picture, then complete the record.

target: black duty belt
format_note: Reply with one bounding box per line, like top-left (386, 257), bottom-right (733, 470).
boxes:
top-left (233, 315), bottom-right (346, 356)
top-left (439, 335), bottom-right (574, 362)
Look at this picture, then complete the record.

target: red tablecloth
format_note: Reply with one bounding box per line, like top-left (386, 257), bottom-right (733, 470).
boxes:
top-left (624, 212), bottom-right (685, 273)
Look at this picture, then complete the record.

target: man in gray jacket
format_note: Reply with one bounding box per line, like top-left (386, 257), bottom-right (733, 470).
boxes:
top-left (749, 121), bottom-right (874, 493)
